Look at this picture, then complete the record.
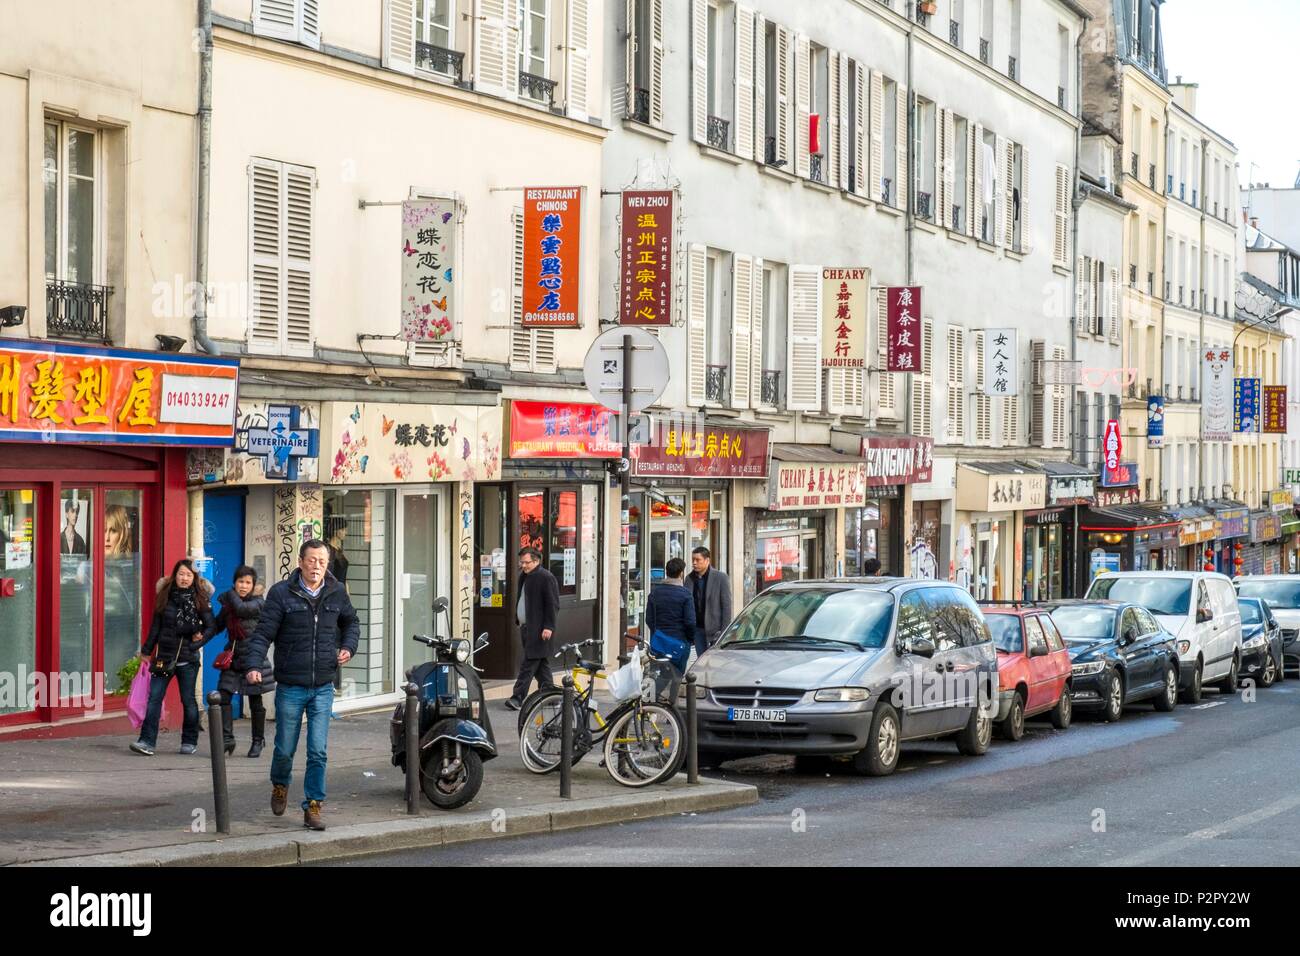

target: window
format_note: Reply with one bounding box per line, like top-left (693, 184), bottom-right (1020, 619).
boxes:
top-left (248, 158), bottom-right (315, 356)
top-left (810, 43), bottom-right (829, 182)
top-left (763, 22), bottom-right (790, 167)
top-left (915, 98), bottom-right (936, 221)
top-left (626, 0), bottom-right (663, 125)
top-left (980, 0), bottom-right (993, 63)
top-left (44, 118), bottom-right (101, 290)
top-left (1040, 614), bottom-right (1065, 652)
top-left (1058, 25), bottom-right (1069, 109)
top-left (517, 0), bottom-right (548, 87)
top-left (1008, 0), bottom-right (1021, 79)
top-left (908, 316), bottom-right (934, 437)
top-left (946, 325), bottom-right (965, 442)
top-left (759, 262), bottom-right (786, 407)
top-left (252, 0), bottom-right (320, 49)
top-left (510, 208), bottom-right (556, 373)
top-left (417, 0), bottom-right (452, 50)
top-left (882, 78), bottom-right (898, 207)
top-left (972, 331), bottom-right (991, 443)
top-left (693, 0), bottom-right (736, 152)
top-left (953, 114), bottom-right (969, 232)
top-left (1024, 615), bottom-right (1048, 656)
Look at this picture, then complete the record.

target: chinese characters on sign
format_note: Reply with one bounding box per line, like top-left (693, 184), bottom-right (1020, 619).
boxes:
top-left (859, 436), bottom-right (933, 486)
top-left (0, 341), bottom-right (238, 446)
top-left (522, 187), bottom-right (582, 328)
top-left (321, 402), bottom-right (502, 484)
top-left (633, 422), bottom-right (770, 478)
top-left (769, 461), bottom-right (868, 510)
top-left (885, 286), bottom-right (922, 372)
top-left (1103, 419), bottom-right (1122, 471)
top-left (1263, 385), bottom-right (1287, 434)
top-left (1201, 348), bottom-right (1232, 441)
top-left (508, 400), bottom-right (619, 458)
top-left (981, 328), bottom-right (1018, 396)
top-left (1234, 377), bottom-right (1260, 433)
top-left (821, 269), bottom-right (867, 368)
top-left (619, 190), bottom-right (673, 326)
top-left (400, 199), bottom-right (456, 342)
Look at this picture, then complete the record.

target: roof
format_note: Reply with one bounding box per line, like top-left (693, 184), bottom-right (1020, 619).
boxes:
top-left (770, 443), bottom-right (864, 464)
top-left (1025, 459), bottom-right (1096, 479)
top-left (959, 460), bottom-right (1047, 477)
top-left (1080, 503), bottom-right (1179, 527)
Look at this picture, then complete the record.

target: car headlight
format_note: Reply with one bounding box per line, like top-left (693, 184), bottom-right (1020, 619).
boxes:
top-left (1177, 640), bottom-right (1192, 655)
top-left (1071, 661), bottom-right (1106, 676)
top-left (1242, 635), bottom-right (1265, 650)
top-left (678, 683), bottom-right (706, 699)
top-left (814, 687), bottom-right (870, 702)
top-left (453, 640), bottom-right (470, 663)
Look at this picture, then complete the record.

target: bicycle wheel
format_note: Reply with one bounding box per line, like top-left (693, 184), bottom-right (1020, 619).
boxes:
top-left (518, 689), bottom-right (590, 774)
top-left (602, 702), bottom-right (685, 788)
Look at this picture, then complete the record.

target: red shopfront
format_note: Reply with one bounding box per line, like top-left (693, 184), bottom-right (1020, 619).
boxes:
top-left (0, 340), bottom-right (238, 732)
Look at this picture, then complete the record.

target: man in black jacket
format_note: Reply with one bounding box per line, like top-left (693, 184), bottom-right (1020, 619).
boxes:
top-left (505, 547), bottom-right (559, 711)
top-left (246, 539), bottom-right (359, 831)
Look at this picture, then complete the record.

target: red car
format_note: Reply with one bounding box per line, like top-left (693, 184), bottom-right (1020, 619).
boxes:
top-left (980, 605), bottom-right (1074, 740)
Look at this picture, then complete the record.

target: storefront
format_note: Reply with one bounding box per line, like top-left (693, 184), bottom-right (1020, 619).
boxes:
top-left (1172, 505), bottom-right (1216, 572)
top-left (0, 339), bottom-right (238, 729)
top-left (1022, 508), bottom-right (1066, 601)
top-left (1246, 511), bottom-right (1283, 576)
top-left (1282, 508), bottom-right (1300, 574)
top-left (843, 435), bottom-right (934, 577)
top-left (1205, 501), bottom-right (1249, 578)
top-left (1034, 463), bottom-right (1096, 597)
top-left (1079, 503), bottom-right (1181, 578)
top-left (955, 462), bottom-right (1048, 601)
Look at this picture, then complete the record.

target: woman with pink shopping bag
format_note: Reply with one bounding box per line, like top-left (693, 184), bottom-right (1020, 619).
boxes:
top-left (126, 660), bottom-right (151, 729)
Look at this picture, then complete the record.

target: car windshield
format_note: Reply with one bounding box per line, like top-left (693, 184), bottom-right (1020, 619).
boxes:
top-left (1238, 600), bottom-right (1263, 625)
top-left (1236, 579), bottom-right (1300, 610)
top-left (715, 588), bottom-right (895, 651)
top-left (1088, 577), bottom-right (1192, 615)
top-left (1049, 605), bottom-right (1118, 641)
top-left (984, 614), bottom-right (1024, 653)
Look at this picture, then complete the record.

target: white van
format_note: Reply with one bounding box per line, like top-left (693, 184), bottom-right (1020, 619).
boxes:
top-left (1085, 571), bottom-right (1242, 703)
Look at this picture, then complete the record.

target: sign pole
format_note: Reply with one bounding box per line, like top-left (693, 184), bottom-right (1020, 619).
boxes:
top-left (619, 333), bottom-right (633, 666)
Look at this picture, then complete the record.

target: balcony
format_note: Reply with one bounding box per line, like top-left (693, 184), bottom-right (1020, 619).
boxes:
top-left (1008, 56), bottom-right (1017, 82)
top-left (1179, 183), bottom-right (1185, 200)
top-left (519, 70), bottom-right (557, 105)
top-left (631, 86), bottom-right (651, 123)
top-left (46, 279), bottom-right (112, 343)
top-left (1167, 173), bottom-right (1174, 193)
top-left (848, 164), bottom-right (857, 193)
top-left (1178, 285), bottom-right (1184, 305)
top-left (707, 114), bottom-right (730, 151)
top-left (416, 42), bottom-right (465, 85)
top-left (1191, 290), bottom-right (1197, 309)
top-left (1164, 280), bottom-right (1171, 299)
top-left (761, 369), bottom-right (782, 407)
top-left (953, 204), bottom-right (965, 233)
top-left (1131, 153), bottom-right (1140, 178)
top-left (882, 177), bottom-right (893, 206)
top-left (979, 38), bottom-right (990, 65)
top-left (1058, 86), bottom-right (1066, 109)
top-left (706, 364), bottom-right (728, 404)
top-left (1149, 164), bottom-right (1156, 190)
top-left (810, 152), bottom-right (826, 184)
top-left (1147, 272), bottom-right (1155, 295)
top-left (1212, 296), bottom-right (1218, 314)
top-left (764, 135), bottom-right (778, 167)
top-left (1192, 188), bottom-right (1198, 208)
top-left (949, 19), bottom-right (960, 45)
top-left (1130, 264), bottom-right (1138, 286)
top-left (1214, 200), bottom-right (1219, 217)
top-left (916, 190), bottom-right (933, 220)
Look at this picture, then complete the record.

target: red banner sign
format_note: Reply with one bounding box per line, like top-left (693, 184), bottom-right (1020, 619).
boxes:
top-left (619, 190), bottom-right (673, 326)
top-left (0, 339), bottom-right (239, 446)
top-left (1264, 385), bottom-right (1288, 434)
top-left (507, 400), bottom-right (619, 458)
top-left (1103, 419), bottom-right (1122, 471)
top-left (522, 187), bottom-right (582, 328)
top-left (633, 423), bottom-right (769, 478)
top-left (885, 286), bottom-right (922, 372)
top-left (860, 436), bottom-right (934, 486)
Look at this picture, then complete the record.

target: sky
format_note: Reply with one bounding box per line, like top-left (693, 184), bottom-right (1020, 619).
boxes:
top-left (1161, 0), bottom-right (1299, 190)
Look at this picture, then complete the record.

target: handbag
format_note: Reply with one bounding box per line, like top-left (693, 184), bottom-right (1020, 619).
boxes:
top-left (150, 640), bottom-right (182, 679)
top-left (649, 629), bottom-right (690, 674)
top-left (213, 643), bottom-right (235, 671)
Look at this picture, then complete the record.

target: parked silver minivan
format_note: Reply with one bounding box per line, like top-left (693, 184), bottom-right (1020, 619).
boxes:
top-left (688, 579), bottom-right (999, 776)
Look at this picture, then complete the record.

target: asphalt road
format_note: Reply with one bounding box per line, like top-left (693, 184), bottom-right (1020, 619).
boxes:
top-left (324, 680), bottom-right (1300, 866)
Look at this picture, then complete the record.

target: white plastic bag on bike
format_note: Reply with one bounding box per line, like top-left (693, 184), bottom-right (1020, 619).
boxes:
top-left (604, 651), bottom-right (644, 702)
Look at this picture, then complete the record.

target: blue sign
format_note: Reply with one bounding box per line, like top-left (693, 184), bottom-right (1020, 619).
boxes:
top-left (1146, 395), bottom-right (1165, 448)
top-left (1090, 549), bottom-right (1121, 578)
top-left (1234, 378), bottom-right (1260, 433)
top-left (244, 404), bottom-right (319, 480)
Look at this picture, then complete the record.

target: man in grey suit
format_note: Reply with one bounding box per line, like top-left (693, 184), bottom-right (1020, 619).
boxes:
top-left (688, 547), bottom-right (733, 656)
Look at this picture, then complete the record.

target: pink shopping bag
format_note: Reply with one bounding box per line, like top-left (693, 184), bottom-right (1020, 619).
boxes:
top-left (127, 661), bottom-right (151, 729)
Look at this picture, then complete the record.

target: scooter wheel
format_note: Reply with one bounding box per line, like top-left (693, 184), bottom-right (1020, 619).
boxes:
top-left (420, 746), bottom-right (483, 810)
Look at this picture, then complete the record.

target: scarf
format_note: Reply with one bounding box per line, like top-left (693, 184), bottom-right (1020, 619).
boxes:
top-left (172, 586), bottom-right (201, 636)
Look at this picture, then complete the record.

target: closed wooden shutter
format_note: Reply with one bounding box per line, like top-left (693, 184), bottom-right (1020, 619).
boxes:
top-left (687, 243), bottom-right (708, 405)
top-left (753, 12), bottom-right (766, 160)
top-left (253, 0), bottom-right (298, 42)
top-left (794, 34), bottom-right (810, 179)
top-left (735, 7), bottom-right (755, 161)
top-left (875, 287), bottom-right (897, 418)
top-left (946, 325), bottom-right (965, 442)
top-left (650, 0), bottom-right (665, 126)
top-left (895, 82), bottom-right (908, 209)
top-left (731, 254), bottom-right (753, 408)
top-left (1053, 163), bottom-right (1069, 266)
top-left (1109, 266), bottom-right (1121, 341)
top-left (474, 0), bottom-right (517, 100)
top-left (787, 265), bottom-right (821, 411)
top-left (301, 0), bottom-right (320, 49)
top-left (751, 258), bottom-right (765, 406)
top-left (283, 165), bottom-right (314, 354)
top-left (973, 332), bottom-right (991, 443)
top-left (853, 62), bottom-right (866, 198)
top-left (869, 69), bottom-right (883, 202)
top-left (248, 159), bottom-right (283, 352)
top-left (383, 0), bottom-right (417, 76)
top-left (566, 0), bottom-right (591, 120)
top-left (691, 0), bottom-right (708, 144)
top-left (908, 316), bottom-right (933, 437)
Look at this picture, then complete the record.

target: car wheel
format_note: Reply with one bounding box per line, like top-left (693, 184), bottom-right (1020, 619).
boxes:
top-left (851, 705), bottom-right (900, 777)
top-left (1049, 685), bottom-right (1072, 729)
top-left (1101, 670), bottom-right (1124, 723)
top-left (1180, 661), bottom-right (1203, 705)
top-left (1216, 655), bottom-right (1239, 694)
top-left (1260, 653), bottom-right (1277, 688)
top-left (998, 692), bottom-right (1026, 742)
top-left (956, 708), bottom-right (992, 756)
top-left (1153, 664), bottom-right (1178, 712)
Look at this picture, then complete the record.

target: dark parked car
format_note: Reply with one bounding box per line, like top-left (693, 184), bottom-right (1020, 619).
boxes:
top-left (1236, 597), bottom-right (1284, 688)
top-left (1234, 576), bottom-right (1300, 678)
top-left (1043, 600), bottom-right (1180, 721)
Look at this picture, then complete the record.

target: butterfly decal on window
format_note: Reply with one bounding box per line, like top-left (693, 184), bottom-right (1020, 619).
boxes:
top-left (381, 415), bottom-right (395, 436)
top-left (349, 405), bottom-right (361, 424)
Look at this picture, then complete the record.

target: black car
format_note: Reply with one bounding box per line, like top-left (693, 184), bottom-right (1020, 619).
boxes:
top-left (1237, 597), bottom-right (1284, 688)
top-left (1043, 600), bottom-right (1181, 721)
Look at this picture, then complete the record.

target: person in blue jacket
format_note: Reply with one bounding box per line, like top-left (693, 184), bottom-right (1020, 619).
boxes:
top-left (645, 557), bottom-right (696, 670)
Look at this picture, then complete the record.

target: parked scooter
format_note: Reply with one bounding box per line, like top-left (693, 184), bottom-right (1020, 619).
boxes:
top-left (390, 597), bottom-right (494, 809)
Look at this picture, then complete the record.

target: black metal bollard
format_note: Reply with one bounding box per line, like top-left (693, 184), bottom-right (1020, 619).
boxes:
top-left (404, 682), bottom-right (420, 815)
top-left (685, 673), bottom-right (699, 784)
top-left (560, 675), bottom-right (574, 799)
top-left (205, 691), bottom-right (230, 834)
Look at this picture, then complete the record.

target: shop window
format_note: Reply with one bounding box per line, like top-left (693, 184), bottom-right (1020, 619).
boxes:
top-left (58, 488), bottom-right (94, 679)
top-left (325, 489), bottom-right (396, 698)
top-left (0, 489), bottom-right (38, 716)
top-left (103, 489), bottom-right (142, 689)
top-left (519, 486), bottom-right (600, 601)
top-left (477, 486), bottom-right (508, 610)
top-left (756, 515), bottom-right (822, 594)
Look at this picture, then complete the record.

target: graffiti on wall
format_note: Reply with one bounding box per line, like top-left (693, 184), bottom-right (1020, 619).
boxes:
top-left (458, 481), bottom-right (473, 641)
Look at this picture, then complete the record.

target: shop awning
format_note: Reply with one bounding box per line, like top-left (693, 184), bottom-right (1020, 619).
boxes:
top-left (768, 444), bottom-right (869, 512)
top-left (1282, 509), bottom-right (1300, 535)
top-left (1024, 459), bottom-right (1097, 506)
top-left (956, 461), bottom-right (1049, 512)
top-left (771, 443), bottom-right (865, 463)
top-left (1080, 503), bottom-right (1180, 530)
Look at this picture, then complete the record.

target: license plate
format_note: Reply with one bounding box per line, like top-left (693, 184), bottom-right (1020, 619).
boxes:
top-left (727, 707), bottom-right (786, 722)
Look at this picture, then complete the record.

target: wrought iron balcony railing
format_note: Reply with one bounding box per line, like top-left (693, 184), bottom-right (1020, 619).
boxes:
top-left (1149, 163), bottom-right (1156, 189)
top-left (761, 369), bottom-right (782, 407)
top-left (949, 19), bottom-right (960, 45)
top-left (1131, 153), bottom-right (1139, 178)
top-left (953, 204), bottom-right (964, 233)
top-left (916, 190), bottom-right (933, 220)
top-left (705, 364), bottom-right (728, 403)
top-left (1130, 263), bottom-right (1138, 286)
top-left (765, 135), bottom-right (778, 166)
top-left (519, 70), bottom-right (556, 105)
top-left (46, 279), bottom-right (111, 342)
top-left (1058, 86), bottom-right (1067, 109)
top-left (1008, 56), bottom-right (1017, 81)
top-left (810, 152), bottom-right (826, 184)
top-left (979, 38), bottom-right (990, 64)
top-left (632, 86), bottom-right (650, 123)
top-left (416, 42), bottom-right (465, 84)
top-left (882, 177), bottom-right (893, 206)
top-left (707, 114), bottom-right (730, 151)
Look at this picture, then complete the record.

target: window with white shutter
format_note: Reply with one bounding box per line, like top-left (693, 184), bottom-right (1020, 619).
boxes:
top-left (510, 208), bottom-right (555, 373)
top-left (1015, 143), bottom-right (1028, 252)
top-left (735, 7), bottom-right (755, 160)
top-left (1108, 266), bottom-right (1121, 341)
top-left (383, 0), bottom-right (417, 75)
top-left (1051, 345), bottom-right (1068, 448)
top-left (247, 158), bottom-right (315, 357)
top-left (687, 243), bottom-right (708, 405)
top-left (869, 70), bottom-right (883, 202)
top-left (941, 108), bottom-right (955, 229)
top-left (473, 0), bottom-right (518, 100)
top-left (787, 265), bottom-right (821, 411)
top-left (837, 53), bottom-right (850, 191)
top-left (946, 325), bottom-right (965, 442)
top-left (972, 122), bottom-right (985, 239)
top-left (908, 316), bottom-right (933, 437)
top-left (773, 25), bottom-right (791, 168)
top-left (875, 286), bottom-right (897, 418)
top-left (1053, 163), bottom-right (1069, 266)
top-left (753, 13), bottom-right (766, 159)
top-left (731, 254), bottom-right (753, 408)
top-left (253, 0), bottom-right (320, 49)
top-left (852, 61), bottom-right (866, 197)
top-left (1075, 255), bottom-right (1087, 337)
top-left (895, 81), bottom-right (908, 211)
top-left (967, 121), bottom-right (979, 237)
top-left (973, 332), bottom-right (991, 443)
top-left (750, 257), bottom-right (765, 407)
top-left (996, 134), bottom-right (1010, 247)
top-left (691, 0), bottom-right (709, 145)
top-left (565, 0), bottom-right (591, 120)
top-left (794, 34), bottom-right (811, 179)
top-left (1030, 339), bottom-right (1046, 446)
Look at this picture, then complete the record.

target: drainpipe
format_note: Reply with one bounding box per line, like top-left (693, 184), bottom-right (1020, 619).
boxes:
top-left (903, 20), bottom-right (915, 437)
top-left (1198, 135), bottom-right (1208, 501)
top-left (192, 0), bottom-right (220, 355)
top-left (1070, 25), bottom-right (1083, 595)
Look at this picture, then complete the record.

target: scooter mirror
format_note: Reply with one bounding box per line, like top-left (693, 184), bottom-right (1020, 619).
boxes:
top-left (475, 632), bottom-right (490, 651)
top-left (433, 596), bottom-right (450, 614)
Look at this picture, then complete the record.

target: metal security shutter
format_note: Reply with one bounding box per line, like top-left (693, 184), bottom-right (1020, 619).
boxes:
top-left (787, 265), bottom-right (821, 411)
top-left (565, 0), bottom-right (591, 120)
top-left (735, 7), bottom-right (755, 161)
top-left (687, 243), bottom-right (708, 405)
top-left (731, 253), bottom-right (754, 408)
top-left (383, 0), bottom-right (417, 75)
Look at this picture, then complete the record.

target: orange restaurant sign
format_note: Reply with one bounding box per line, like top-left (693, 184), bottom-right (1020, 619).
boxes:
top-left (0, 339), bottom-right (239, 446)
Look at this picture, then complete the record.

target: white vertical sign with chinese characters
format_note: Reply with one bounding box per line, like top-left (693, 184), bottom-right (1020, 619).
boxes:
top-left (981, 328), bottom-right (1018, 397)
top-left (401, 200), bottom-right (457, 342)
top-left (821, 268), bottom-right (868, 367)
top-left (1201, 347), bottom-right (1232, 441)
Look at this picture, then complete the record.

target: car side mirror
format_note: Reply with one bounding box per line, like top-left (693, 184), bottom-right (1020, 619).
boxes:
top-left (1030, 643), bottom-right (1049, 657)
top-left (901, 635), bottom-right (936, 658)
top-left (1196, 608), bottom-right (1212, 624)
top-left (1120, 630), bottom-right (1136, 646)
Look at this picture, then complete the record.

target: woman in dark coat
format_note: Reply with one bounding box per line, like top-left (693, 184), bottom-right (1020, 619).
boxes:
top-left (131, 558), bottom-right (214, 756)
top-left (207, 565), bottom-right (275, 757)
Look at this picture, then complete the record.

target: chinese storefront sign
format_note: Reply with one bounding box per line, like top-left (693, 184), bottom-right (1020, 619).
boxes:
top-left (1101, 460), bottom-right (1138, 488)
top-left (1251, 513), bottom-right (1282, 543)
top-left (821, 268), bottom-right (867, 368)
top-left (0, 340), bottom-right (238, 446)
top-left (859, 436), bottom-right (933, 486)
top-left (1103, 419), bottom-right (1122, 471)
top-left (522, 187), bottom-right (582, 328)
top-left (1216, 510), bottom-right (1249, 539)
top-left (1048, 475), bottom-right (1096, 506)
top-left (1234, 377), bottom-right (1260, 433)
top-left (885, 286), bottom-right (922, 372)
top-left (633, 422), bottom-right (770, 478)
top-left (769, 461), bottom-right (868, 510)
top-left (1201, 348), bottom-right (1232, 441)
top-left (1270, 489), bottom-right (1294, 513)
top-left (320, 402), bottom-right (502, 484)
top-left (507, 400), bottom-right (619, 458)
top-left (1146, 395), bottom-right (1164, 448)
top-left (619, 190), bottom-right (673, 326)
top-left (956, 467), bottom-right (1046, 512)
top-left (400, 199), bottom-right (456, 342)
top-left (981, 329), bottom-right (1018, 397)
top-left (1264, 385), bottom-right (1288, 434)
top-left (1095, 485), bottom-right (1140, 507)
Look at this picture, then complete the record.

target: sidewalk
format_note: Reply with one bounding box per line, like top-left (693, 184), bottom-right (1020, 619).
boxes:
top-left (0, 698), bottom-right (756, 867)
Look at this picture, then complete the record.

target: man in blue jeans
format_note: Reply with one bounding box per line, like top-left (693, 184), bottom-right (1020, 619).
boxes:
top-left (246, 539), bottom-right (359, 831)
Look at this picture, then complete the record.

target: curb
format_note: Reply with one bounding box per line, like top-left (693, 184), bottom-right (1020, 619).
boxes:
top-left (12, 781), bottom-right (758, 867)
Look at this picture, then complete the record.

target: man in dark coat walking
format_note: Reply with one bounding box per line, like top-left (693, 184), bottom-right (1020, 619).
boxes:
top-left (688, 547), bottom-right (733, 656)
top-left (246, 539), bottom-right (359, 831)
top-left (506, 547), bottom-right (559, 711)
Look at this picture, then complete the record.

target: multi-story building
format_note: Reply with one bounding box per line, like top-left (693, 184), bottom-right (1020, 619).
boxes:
top-left (603, 0), bottom-right (1086, 611)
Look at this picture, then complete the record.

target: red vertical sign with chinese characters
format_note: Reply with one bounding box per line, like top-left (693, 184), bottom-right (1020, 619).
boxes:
top-left (522, 187), bottom-right (582, 328)
top-left (1263, 386), bottom-right (1288, 434)
top-left (886, 286), bottom-right (922, 372)
top-left (619, 190), bottom-right (674, 326)
top-left (1103, 419), bottom-right (1122, 471)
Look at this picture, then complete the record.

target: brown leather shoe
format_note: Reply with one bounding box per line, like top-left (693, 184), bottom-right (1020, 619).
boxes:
top-left (271, 784), bottom-right (288, 816)
top-left (303, 800), bottom-right (326, 831)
